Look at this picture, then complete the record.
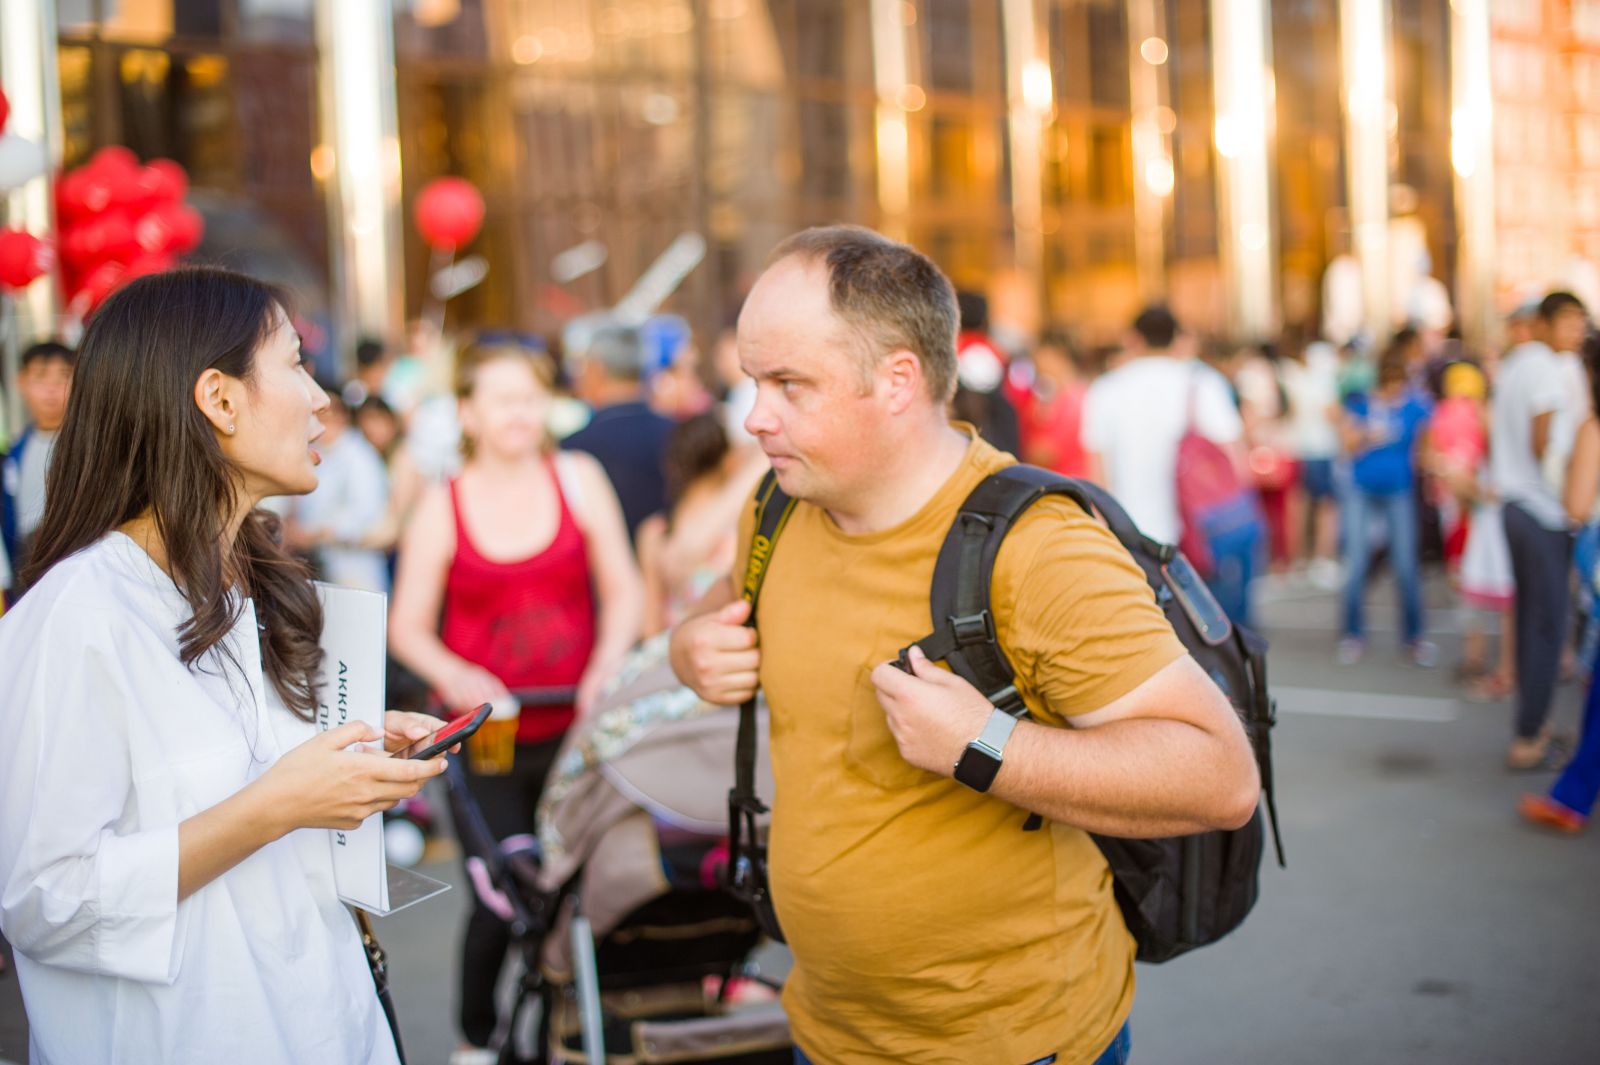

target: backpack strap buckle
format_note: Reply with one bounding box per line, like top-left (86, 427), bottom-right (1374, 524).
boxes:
top-left (948, 610), bottom-right (996, 647)
top-left (986, 683), bottom-right (1028, 718)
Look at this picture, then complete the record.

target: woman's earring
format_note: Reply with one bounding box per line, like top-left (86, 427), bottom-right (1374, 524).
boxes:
top-left (227, 424), bottom-right (235, 435)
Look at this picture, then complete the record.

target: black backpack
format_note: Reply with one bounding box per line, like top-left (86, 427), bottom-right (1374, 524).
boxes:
top-left (726, 465), bottom-right (1284, 962)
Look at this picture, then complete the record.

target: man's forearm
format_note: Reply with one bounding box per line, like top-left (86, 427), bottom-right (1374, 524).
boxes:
top-left (988, 716), bottom-right (1260, 838)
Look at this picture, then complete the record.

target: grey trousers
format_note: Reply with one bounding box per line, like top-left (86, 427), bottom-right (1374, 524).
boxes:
top-left (1503, 502), bottom-right (1575, 739)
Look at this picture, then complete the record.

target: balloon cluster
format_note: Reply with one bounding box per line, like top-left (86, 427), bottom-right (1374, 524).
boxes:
top-left (0, 87), bottom-right (55, 293)
top-left (55, 146), bottom-right (203, 313)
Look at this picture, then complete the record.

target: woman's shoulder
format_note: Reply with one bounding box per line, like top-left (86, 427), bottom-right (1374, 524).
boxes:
top-left (1, 536), bottom-right (180, 653)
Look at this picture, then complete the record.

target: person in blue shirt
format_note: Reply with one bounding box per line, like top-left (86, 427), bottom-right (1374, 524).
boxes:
top-left (562, 320), bottom-right (674, 545)
top-left (1337, 337), bottom-right (1435, 667)
top-left (3, 341), bottom-right (75, 596)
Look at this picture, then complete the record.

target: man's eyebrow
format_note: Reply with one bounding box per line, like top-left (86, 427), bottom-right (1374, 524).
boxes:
top-left (750, 364), bottom-right (812, 382)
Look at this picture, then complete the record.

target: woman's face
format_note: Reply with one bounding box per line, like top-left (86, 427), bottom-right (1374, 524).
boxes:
top-left (222, 311), bottom-right (330, 500)
top-left (459, 355), bottom-right (550, 461)
top-left (356, 407), bottom-right (399, 454)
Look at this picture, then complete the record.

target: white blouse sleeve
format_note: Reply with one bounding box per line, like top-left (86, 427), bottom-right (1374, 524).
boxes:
top-left (0, 606), bottom-right (185, 985)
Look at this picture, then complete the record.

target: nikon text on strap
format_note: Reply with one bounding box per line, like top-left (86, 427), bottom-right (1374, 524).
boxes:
top-left (726, 471), bottom-right (795, 942)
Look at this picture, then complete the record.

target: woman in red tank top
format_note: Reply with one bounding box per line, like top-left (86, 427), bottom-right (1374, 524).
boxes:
top-left (388, 340), bottom-right (642, 1055)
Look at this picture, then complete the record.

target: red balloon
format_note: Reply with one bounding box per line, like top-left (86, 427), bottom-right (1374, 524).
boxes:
top-left (56, 169), bottom-right (91, 224)
top-left (74, 260), bottom-right (127, 315)
top-left (90, 145), bottom-right (140, 178)
top-left (136, 201), bottom-right (203, 256)
top-left (124, 253), bottom-right (176, 282)
top-left (97, 210), bottom-right (140, 264)
top-left (414, 177), bottom-right (485, 250)
top-left (0, 229), bottom-right (54, 290)
top-left (60, 223), bottom-right (97, 269)
top-left (136, 159), bottom-right (188, 206)
top-left (74, 169), bottom-right (115, 218)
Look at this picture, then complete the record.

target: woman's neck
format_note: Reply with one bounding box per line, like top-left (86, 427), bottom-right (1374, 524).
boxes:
top-left (118, 513), bottom-right (173, 577)
top-left (468, 449), bottom-right (546, 479)
top-left (119, 494), bottom-right (256, 584)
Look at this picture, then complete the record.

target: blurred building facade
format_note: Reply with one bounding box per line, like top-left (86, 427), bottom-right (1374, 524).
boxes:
top-left (3, 0), bottom-right (1599, 359)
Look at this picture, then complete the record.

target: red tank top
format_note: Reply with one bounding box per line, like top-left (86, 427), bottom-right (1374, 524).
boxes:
top-left (438, 460), bottom-right (597, 743)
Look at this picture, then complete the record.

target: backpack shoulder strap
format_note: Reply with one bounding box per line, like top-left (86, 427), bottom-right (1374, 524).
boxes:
top-left (908, 465), bottom-right (1172, 715)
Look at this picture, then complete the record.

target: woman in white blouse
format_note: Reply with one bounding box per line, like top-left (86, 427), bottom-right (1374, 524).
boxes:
top-left (0, 268), bottom-right (448, 1064)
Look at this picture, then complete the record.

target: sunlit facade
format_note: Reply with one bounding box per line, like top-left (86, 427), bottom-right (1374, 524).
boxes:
top-left (2, 0), bottom-right (1597, 360)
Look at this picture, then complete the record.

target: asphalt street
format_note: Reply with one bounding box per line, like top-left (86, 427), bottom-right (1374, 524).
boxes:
top-left (2, 574), bottom-right (1596, 1064)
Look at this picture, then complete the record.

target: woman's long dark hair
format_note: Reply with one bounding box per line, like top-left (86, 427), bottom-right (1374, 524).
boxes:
top-left (24, 267), bottom-right (324, 720)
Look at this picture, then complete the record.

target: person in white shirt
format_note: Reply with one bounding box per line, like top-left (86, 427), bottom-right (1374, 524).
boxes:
top-left (0, 267), bottom-right (450, 1064)
top-left (288, 388), bottom-right (392, 593)
top-left (1280, 336), bottom-right (1344, 588)
top-left (1081, 306), bottom-right (1252, 622)
top-left (1491, 290), bottom-right (1590, 770)
top-left (1080, 306), bottom-right (1245, 546)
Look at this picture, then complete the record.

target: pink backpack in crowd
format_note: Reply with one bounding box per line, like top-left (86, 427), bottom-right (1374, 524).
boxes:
top-left (1175, 369), bottom-right (1259, 576)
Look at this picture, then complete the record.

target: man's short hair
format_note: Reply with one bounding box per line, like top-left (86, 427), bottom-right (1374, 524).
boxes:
top-left (1132, 305), bottom-right (1179, 350)
top-left (1539, 290), bottom-right (1587, 322)
top-left (20, 341), bottom-right (74, 370)
top-left (767, 225), bottom-right (959, 402)
top-left (584, 321), bottom-right (648, 381)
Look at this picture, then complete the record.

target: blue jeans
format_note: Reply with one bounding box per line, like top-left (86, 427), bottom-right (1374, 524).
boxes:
top-left (1205, 517), bottom-right (1263, 630)
top-left (1340, 486), bottom-right (1422, 644)
top-left (1552, 639), bottom-right (1600, 817)
top-left (793, 1021), bottom-right (1131, 1065)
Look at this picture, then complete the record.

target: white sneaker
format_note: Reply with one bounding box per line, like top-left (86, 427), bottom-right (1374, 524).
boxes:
top-left (1407, 640), bottom-right (1439, 669)
top-left (1336, 637), bottom-right (1365, 666)
top-left (449, 1048), bottom-right (499, 1065)
top-left (1308, 558), bottom-right (1343, 591)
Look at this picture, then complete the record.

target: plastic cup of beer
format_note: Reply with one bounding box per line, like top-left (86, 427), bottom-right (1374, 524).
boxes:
top-left (469, 696), bottom-right (520, 776)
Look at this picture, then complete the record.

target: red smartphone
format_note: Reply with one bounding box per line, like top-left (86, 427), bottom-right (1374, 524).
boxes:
top-left (391, 702), bottom-right (492, 760)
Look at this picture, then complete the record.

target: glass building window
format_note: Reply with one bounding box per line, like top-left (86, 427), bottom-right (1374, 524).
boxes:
top-left (925, 0), bottom-right (976, 94)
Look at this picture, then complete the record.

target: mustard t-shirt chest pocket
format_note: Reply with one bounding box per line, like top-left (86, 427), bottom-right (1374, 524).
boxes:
top-left (843, 650), bottom-right (936, 790)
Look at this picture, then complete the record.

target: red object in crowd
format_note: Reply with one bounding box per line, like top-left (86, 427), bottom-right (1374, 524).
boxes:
top-left (135, 201), bottom-right (204, 257)
top-left (1019, 380), bottom-right (1092, 479)
top-left (438, 471), bottom-right (595, 743)
top-left (0, 228), bottom-right (53, 290)
top-left (74, 260), bottom-right (128, 313)
top-left (55, 147), bottom-right (203, 313)
top-left (137, 159), bottom-right (188, 208)
top-left (0, 88), bottom-right (9, 138)
top-left (415, 176), bottom-right (485, 250)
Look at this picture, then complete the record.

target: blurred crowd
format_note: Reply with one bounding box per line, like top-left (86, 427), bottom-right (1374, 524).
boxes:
top-left (8, 289), bottom-right (1600, 770)
top-left (8, 279), bottom-right (1600, 1051)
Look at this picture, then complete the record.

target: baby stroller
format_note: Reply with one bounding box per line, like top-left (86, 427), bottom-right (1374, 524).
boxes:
top-left (442, 645), bottom-right (791, 1065)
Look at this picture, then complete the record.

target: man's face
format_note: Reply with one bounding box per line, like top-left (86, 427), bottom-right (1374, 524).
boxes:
top-left (18, 357), bottom-right (72, 431)
top-left (738, 257), bottom-right (891, 508)
top-left (1547, 306), bottom-right (1589, 353)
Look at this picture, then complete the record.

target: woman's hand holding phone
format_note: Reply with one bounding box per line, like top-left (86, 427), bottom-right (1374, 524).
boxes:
top-left (251, 721), bottom-right (448, 835)
top-left (381, 710), bottom-right (463, 756)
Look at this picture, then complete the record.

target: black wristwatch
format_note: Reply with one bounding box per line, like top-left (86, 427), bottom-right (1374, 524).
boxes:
top-left (952, 707), bottom-right (1021, 792)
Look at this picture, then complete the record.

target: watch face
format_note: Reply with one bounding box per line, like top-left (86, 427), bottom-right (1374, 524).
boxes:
top-left (955, 744), bottom-right (1002, 792)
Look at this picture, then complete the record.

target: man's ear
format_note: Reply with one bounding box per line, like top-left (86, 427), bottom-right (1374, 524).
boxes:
top-left (194, 367), bottom-right (236, 436)
top-left (882, 348), bottom-right (924, 415)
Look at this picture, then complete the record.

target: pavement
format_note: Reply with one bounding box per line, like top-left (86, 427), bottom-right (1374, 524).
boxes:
top-left (3, 573), bottom-right (1598, 1064)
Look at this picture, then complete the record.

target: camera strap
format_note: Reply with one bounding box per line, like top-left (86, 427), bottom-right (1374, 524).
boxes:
top-left (727, 471), bottom-right (795, 939)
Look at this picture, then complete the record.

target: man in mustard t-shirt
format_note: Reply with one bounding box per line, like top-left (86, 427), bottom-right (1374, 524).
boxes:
top-left (669, 226), bottom-right (1260, 1065)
